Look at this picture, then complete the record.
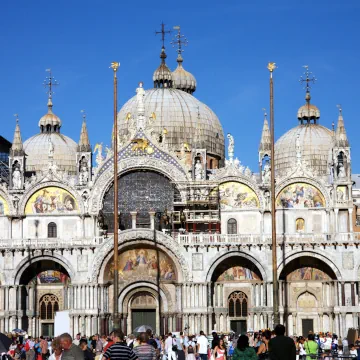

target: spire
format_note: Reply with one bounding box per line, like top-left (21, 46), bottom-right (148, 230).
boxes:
top-left (259, 110), bottom-right (271, 153)
top-left (297, 65), bottom-right (320, 124)
top-left (10, 114), bottom-right (24, 156)
top-left (153, 23), bottom-right (173, 88)
top-left (171, 26), bottom-right (196, 94)
top-left (335, 105), bottom-right (349, 147)
top-left (78, 110), bottom-right (91, 152)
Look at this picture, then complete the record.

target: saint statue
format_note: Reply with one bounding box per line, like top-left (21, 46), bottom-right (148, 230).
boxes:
top-left (194, 159), bottom-right (204, 180)
top-left (12, 167), bottom-right (22, 189)
top-left (338, 163), bottom-right (346, 178)
top-left (262, 162), bottom-right (271, 185)
top-left (136, 82), bottom-right (146, 130)
top-left (79, 163), bottom-right (89, 186)
top-left (48, 138), bottom-right (54, 157)
top-left (227, 133), bottom-right (234, 161)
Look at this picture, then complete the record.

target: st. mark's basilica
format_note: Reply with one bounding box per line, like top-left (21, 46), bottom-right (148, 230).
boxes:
top-left (0, 27), bottom-right (359, 339)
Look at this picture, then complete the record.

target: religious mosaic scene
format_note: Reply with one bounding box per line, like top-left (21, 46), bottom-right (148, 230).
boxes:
top-left (0, 22), bottom-right (359, 344)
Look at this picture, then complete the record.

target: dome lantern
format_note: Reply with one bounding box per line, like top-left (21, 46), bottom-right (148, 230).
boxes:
top-left (171, 26), bottom-right (197, 95)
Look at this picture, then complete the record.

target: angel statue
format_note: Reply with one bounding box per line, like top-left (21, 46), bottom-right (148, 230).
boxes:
top-left (93, 143), bottom-right (104, 167)
top-left (227, 133), bottom-right (234, 162)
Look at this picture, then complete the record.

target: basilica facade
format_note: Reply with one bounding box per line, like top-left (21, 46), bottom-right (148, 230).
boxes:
top-left (0, 38), bottom-right (359, 339)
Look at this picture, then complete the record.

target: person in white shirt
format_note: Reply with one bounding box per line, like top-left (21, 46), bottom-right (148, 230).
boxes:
top-left (165, 333), bottom-right (177, 360)
top-left (349, 344), bottom-right (357, 358)
top-left (73, 334), bottom-right (81, 347)
top-left (197, 331), bottom-right (209, 360)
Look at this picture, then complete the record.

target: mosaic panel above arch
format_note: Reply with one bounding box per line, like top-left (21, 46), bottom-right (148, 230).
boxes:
top-left (218, 182), bottom-right (259, 210)
top-left (29, 270), bottom-right (71, 285)
top-left (105, 247), bottom-right (177, 282)
top-left (276, 183), bottom-right (325, 209)
top-left (217, 266), bottom-right (261, 281)
top-left (287, 267), bottom-right (330, 281)
top-left (25, 187), bottom-right (79, 215)
top-left (0, 195), bottom-right (9, 215)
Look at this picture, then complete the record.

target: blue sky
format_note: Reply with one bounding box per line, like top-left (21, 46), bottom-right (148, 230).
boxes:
top-left (1, 0), bottom-right (359, 172)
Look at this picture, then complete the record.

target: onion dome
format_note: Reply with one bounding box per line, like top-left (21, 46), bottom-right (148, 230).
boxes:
top-left (118, 87), bottom-right (224, 160)
top-left (297, 92), bottom-right (320, 123)
top-left (153, 47), bottom-right (173, 89)
top-left (38, 98), bottom-right (62, 132)
top-left (172, 54), bottom-right (197, 95)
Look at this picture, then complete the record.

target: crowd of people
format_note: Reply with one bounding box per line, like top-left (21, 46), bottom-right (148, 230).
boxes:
top-left (3, 325), bottom-right (360, 360)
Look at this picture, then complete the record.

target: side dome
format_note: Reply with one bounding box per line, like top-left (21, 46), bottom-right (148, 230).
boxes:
top-left (117, 88), bottom-right (225, 160)
top-left (275, 124), bottom-right (333, 176)
top-left (172, 55), bottom-right (196, 94)
top-left (24, 133), bottom-right (77, 174)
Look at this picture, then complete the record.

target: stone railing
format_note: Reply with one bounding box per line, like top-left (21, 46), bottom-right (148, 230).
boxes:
top-left (175, 232), bottom-right (360, 246)
top-left (0, 237), bottom-right (105, 250)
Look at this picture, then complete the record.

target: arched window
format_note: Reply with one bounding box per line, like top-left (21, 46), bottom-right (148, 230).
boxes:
top-left (228, 291), bottom-right (248, 317)
top-left (39, 294), bottom-right (60, 320)
top-left (227, 218), bottom-right (237, 234)
top-left (48, 222), bottom-right (57, 238)
top-left (209, 159), bottom-right (214, 169)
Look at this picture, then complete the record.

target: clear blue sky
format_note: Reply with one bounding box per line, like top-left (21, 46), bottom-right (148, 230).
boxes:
top-left (1, 0), bottom-right (359, 172)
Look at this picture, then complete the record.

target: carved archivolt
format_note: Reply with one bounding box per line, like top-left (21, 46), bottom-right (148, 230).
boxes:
top-left (88, 157), bottom-right (188, 215)
top-left (91, 229), bottom-right (191, 283)
top-left (0, 188), bottom-right (14, 215)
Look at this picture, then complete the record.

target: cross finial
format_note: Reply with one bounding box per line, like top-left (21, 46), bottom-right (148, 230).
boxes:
top-left (262, 108), bottom-right (267, 119)
top-left (171, 25), bottom-right (188, 56)
top-left (336, 104), bottom-right (342, 115)
top-left (14, 113), bottom-right (19, 124)
top-left (155, 22), bottom-right (171, 49)
top-left (43, 69), bottom-right (59, 100)
top-left (81, 109), bottom-right (86, 121)
top-left (299, 65), bottom-right (316, 93)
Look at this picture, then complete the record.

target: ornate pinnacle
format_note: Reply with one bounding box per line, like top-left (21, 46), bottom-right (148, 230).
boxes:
top-left (110, 62), bottom-right (120, 72)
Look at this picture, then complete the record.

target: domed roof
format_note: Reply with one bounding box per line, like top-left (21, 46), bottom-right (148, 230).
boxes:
top-left (38, 99), bottom-right (62, 128)
top-left (297, 92), bottom-right (320, 121)
top-left (275, 124), bottom-right (333, 176)
top-left (172, 55), bottom-right (196, 94)
top-left (24, 133), bottom-right (77, 174)
top-left (153, 47), bottom-right (173, 88)
top-left (118, 88), bottom-right (225, 159)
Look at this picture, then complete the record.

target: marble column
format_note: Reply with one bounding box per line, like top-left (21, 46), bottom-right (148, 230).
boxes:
top-left (341, 313), bottom-right (346, 337)
top-left (149, 211), bottom-right (156, 230)
top-left (130, 212), bottom-right (137, 229)
top-left (349, 208), bottom-right (353, 233)
top-left (334, 209), bottom-right (339, 233)
top-left (215, 314), bottom-right (220, 331)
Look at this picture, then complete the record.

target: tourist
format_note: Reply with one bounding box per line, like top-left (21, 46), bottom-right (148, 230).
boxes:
top-left (213, 338), bottom-right (226, 360)
top-left (297, 337), bottom-right (306, 360)
top-left (185, 336), bottom-right (196, 360)
top-left (94, 335), bottom-right (103, 356)
top-left (268, 324), bottom-right (296, 360)
top-left (72, 334), bottom-right (81, 347)
top-left (175, 332), bottom-right (185, 360)
top-left (146, 330), bottom-right (158, 351)
top-left (48, 338), bottom-right (62, 360)
top-left (164, 333), bottom-right (176, 360)
top-left (103, 330), bottom-right (138, 360)
top-left (257, 330), bottom-right (271, 359)
top-left (232, 335), bottom-right (257, 360)
top-left (126, 335), bottom-right (135, 350)
top-left (59, 333), bottom-right (84, 360)
top-left (211, 332), bottom-right (219, 351)
top-left (40, 337), bottom-right (49, 360)
top-left (133, 333), bottom-right (157, 360)
top-left (79, 339), bottom-right (94, 360)
top-left (304, 333), bottom-right (318, 360)
top-left (197, 331), bottom-right (209, 360)
top-left (349, 344), bottom-right (357, 358)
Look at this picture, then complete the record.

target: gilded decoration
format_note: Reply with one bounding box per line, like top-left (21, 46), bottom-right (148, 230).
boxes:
top-left (287, 267), bottom-right (330, 281)
top-left (0, 195), bottom-right (9, 215)
top-left (297, 292), bottom-right (317, 308)
top-left (107, 248), bottom-right (176, 282)
top-left (296, 218), bottom-right (305, 232)
top-left (218, 182), bottom-right (259, 210)
top-left (217, 266), bottom-right (261, 281)
top-left (25, 187), bottom-right (78, 214)
top-left (276, 183), bottom-right (325, 209)
top-left (29, 270), bottom-right (70, 285)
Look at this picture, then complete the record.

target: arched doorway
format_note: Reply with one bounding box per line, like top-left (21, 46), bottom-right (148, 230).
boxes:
top-left (130, 291), bottom-right (157, 333)
top-left (279, 255), bottom-right (337, 336)
top-left (210, 255), bottom-right (263, 333)
top-left (18, 259), bottom-right (70, 336)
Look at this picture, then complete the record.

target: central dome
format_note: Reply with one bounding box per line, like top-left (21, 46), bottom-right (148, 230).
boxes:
top-left (117, 88), bottom-right (225, 160)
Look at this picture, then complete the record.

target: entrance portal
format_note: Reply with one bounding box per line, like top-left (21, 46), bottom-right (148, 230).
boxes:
top-left (132, 310), bottom-right (156, 332)
top-left (41, 323), bottom-right (54, 337)
top-left (302, 319), bottom-right (314, 337)
top-left (230, 320), bottom-right (247, 335)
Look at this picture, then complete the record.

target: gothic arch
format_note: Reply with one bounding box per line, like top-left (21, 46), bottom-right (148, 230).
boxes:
top-left (277, 250), bottom-right (341, 280)
top-left (275, 177), bottom-right (331, 209)
top-left (205, 250), bottom-right (268, 282)
top-left (0, 188), bottom-right (15, 215)
top-left (19, 181), bottom-right (84, 215)
top-left (120, 283), bottom-right (172, 314)
top-left (89, 157), bottom-right (188, 215)
top-left (91, 229), bottom-right (190, 283)
top-left (12, 253), bottom-right (76, 285)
